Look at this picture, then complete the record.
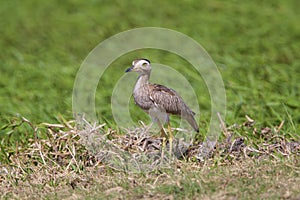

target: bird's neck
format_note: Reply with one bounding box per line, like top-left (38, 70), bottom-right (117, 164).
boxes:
top-left (134, 73), bottom-right (150, 92)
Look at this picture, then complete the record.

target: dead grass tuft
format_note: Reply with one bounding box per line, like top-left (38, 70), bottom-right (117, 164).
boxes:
top-left (0, 115), bottom-right (299, 199)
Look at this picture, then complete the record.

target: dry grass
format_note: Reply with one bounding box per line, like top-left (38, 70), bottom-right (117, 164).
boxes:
top-left (0, 116), bottom-right (299, 199)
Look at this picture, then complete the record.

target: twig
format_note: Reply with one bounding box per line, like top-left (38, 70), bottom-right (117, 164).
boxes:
top-left (275, 120), bottom-right (285, 133)
top-left (217, 112), bottom-right (230, 138)
top-left (245, 115), bottom-right (255, 123)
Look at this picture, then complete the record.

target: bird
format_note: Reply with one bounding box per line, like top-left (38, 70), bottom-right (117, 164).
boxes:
top-left (125, 58), bottom-right (199, 154)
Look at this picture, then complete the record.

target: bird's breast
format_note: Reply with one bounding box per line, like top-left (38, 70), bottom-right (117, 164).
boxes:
top-left (133, 87), bottom-right (154, 111)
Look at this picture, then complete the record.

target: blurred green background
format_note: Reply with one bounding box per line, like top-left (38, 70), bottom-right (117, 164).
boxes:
top-left (0, 0), bottom-right (299, 135)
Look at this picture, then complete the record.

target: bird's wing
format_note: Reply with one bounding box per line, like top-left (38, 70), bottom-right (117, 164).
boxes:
top-left (149, 84), bottom-right (199, 132)
top-left (148, 84), bottom-right (185, 115)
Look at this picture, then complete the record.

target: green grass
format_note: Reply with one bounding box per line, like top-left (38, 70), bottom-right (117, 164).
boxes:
top-left (0, 0), bottom-right (299, 199)
top-left (1, 0), bottom-right (299, 129)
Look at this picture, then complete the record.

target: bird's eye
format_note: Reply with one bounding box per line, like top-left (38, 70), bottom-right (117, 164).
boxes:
top-left (142, 62), bottom-right (148, 67)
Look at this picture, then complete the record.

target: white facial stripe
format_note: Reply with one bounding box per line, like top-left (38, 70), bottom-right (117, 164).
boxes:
top-left (135, 59), bottom-right (149, 67)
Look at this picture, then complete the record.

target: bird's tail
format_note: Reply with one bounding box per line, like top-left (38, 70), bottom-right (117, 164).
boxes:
top-left (183, 112), bottom-right (199, 133)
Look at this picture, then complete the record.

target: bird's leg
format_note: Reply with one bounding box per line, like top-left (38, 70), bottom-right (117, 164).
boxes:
top-left (156, 118), bottom-right (167, 138)
top-left (157, 120), bottom-right (167, 160)
top-left (161, 137), bottom-right (166, 161)
top-left (151, 115), bottom-right (167, 137)
top-left (167, 121), bottom-right (173, 156)
top-left (160, 127), bottom-right (168, 138)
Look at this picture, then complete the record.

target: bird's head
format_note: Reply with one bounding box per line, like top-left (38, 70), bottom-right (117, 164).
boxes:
top-left (125, 59), bottom-right (151, 75)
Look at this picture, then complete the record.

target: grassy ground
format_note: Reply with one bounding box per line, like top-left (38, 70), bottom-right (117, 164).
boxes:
top-left (0, 118), bottom-right (299, 199)
top-left (0, 0), bottom-right (299, 199)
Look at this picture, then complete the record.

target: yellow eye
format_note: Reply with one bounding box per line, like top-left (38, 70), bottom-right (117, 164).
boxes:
top-left (142, 62), bottom-right (148, 67)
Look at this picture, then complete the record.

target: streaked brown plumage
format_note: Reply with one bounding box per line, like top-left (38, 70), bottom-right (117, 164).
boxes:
top-left (125, 58), bottom-right (199, 133)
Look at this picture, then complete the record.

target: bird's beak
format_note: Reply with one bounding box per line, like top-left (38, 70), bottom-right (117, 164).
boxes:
top-left (125, 66), bottom-right (133, 73)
